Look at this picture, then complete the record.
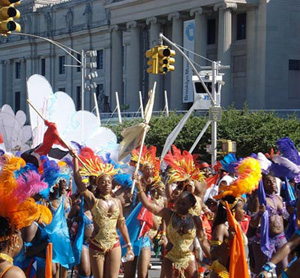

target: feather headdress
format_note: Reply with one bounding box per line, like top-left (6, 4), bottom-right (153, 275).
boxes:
top-left (78, 146), bottom-right (118, 178)
top-left (131, 145), bottom-right (160, 180)
top-left (164, 145), bottom-right (204, 184)
top-left (113, 173), bottom-right (132, 188)
top-left (0, 155), bottom-right (52, 234)
top-left (131, 145), bottom-right (160, 169)
top-left (220, 153), bottom-right (238, 173)
top-left (277, 137), bottom-right (300, 165)
top-left (215, 157), bottom-right (261, 199)
top-left (39, 156), bottom-right (71, 198)
top-left (267, 137), bottom-right (300, 180)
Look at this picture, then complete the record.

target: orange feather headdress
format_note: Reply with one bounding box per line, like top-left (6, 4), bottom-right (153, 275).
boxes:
top-left (163, 145), bottom-right (204, 184)
top-left (214, 156), bottom-right (262, 200)
top-left (78, 147), bottom-right (119, 178)
top-left (131, 145), bottom-right (160, 178)
top-left (0, 155), bottom-right (52, 236)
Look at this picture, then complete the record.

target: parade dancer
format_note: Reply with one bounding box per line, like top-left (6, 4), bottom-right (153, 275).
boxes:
top-left (71, 149), bottom-right (134, 278)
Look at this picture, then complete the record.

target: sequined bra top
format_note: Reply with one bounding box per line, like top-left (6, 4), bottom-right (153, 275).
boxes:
top-left (90, 198), bottom-right (120, 252)
top-left (165, 213), bottom-right (196, 271)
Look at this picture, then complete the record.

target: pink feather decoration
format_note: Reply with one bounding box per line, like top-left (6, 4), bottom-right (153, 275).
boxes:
top-left (13, 171), bottom-right (48, 202)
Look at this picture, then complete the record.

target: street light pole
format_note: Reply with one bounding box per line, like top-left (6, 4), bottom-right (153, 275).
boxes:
top-left (211, 61), bottom-right (218, 166)
top-left (11, 32), bottom-right (97, 112)
top-left (81, 50), bottom-right (86, 110)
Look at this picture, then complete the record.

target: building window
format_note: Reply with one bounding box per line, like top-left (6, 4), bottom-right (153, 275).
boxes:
top-left (236, 13), bottom-right (247, 40)
top-left (15, 62), bottom-right (21, 79)
top-left (59, 56), bottom-right (65, 74)
top-left (41, 58), bottom-right (46, 76)
top-left (95, 83), bottom-right (104, 98)
top-left (58, 88), bottom-right (65, 92)
top-left (77, 53), bottom-right (81, 72)
top-left (76, 86), bottom-right (81, 110)
top-left (289, 60), bottom-right (300, 71)
top-left (207, 19), bottom-right (216, 45)
top-left (97, 50), bottom-right (104, 70)
top-left (15, 91), bottom-right (21, 111)
top-left (288, 59), bottom-right (300, 98)
top-left (122, 46), bottom-right (125, 69)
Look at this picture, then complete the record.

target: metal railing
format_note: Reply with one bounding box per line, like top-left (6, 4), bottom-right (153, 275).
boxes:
top-left (100, 109), bottom-right (300, 125)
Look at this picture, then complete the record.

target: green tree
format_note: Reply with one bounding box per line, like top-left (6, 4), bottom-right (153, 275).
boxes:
top-left (108, 109), bottom-right (300, 161)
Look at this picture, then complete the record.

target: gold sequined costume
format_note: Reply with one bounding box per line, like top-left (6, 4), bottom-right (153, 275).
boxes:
top-left (89, 199), bottom-right (120, 258)
top-left (165, 213), bottom-right (196, 277)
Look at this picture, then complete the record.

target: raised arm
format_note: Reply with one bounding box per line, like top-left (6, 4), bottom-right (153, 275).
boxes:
top-left (70, 150), bottom-right (95, 209)
top-left (134, 173), bottom-right (168, 218)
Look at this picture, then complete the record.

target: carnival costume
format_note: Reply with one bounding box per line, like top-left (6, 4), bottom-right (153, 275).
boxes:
top-left (0, 155), bottom-right (52, 277)
top-left (165, 213), bottom-right (196, 276)
top-left (120, 145), bottom-right (160, 257)
top-left (78, 147), bottom-right (120, 260)
top-left (162, 145), bottom-right (205, 276)
top-left (211, 156), bottom-right (261, 278)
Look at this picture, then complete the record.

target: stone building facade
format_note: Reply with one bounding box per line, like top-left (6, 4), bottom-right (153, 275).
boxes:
top-left (0, 0), bottom-right (299, 114)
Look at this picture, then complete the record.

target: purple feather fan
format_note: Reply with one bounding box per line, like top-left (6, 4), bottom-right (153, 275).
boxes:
top-left (277, 137), bottom-right (300, 165)
top-left (270, 154), bottom-right (300, 179)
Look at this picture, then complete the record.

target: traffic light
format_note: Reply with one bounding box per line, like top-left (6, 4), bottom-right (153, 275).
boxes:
top-left (0, 0), bottom-right (21, 35)
top-left (157, 45), bottom-right (175, 74)
top-left (146, 47), bottom-right (158, 74)
top-left (221, 140), bottom-right (236, 154)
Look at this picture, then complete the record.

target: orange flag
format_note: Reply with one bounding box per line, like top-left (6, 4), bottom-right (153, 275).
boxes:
top-left (225, 201), bottom-right (249, 278)
top-left (45, 243), bottom-right (53, 278)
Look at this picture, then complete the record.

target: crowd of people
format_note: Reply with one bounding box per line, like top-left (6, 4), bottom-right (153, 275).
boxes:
top-left (1, 135), bottom-right (300, 278)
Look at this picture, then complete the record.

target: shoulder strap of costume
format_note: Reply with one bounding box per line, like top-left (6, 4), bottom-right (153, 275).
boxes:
top-left (0, 265), bottom-right (14, 278)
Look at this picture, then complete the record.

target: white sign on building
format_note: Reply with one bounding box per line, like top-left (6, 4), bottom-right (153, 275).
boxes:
top-left (182, 20), bottom-right (195, 103)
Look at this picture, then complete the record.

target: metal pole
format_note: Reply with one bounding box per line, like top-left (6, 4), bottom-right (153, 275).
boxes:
top-left (159, 33), bottom-right (215, 105)
top-left (93, 92), bottom-right (101, 126)
top-left (139, 91), bottom-right (144, 119)
top-left (211, 61), bottom-right (218, 167)
top-left (115, 91), bottom-right (122, 124)
top-left (81, 50), bottom-right (86, 110)
top-left (189, 120), bottom-right (212, 154)
top-left (164, 90), bottom-right (169, 117)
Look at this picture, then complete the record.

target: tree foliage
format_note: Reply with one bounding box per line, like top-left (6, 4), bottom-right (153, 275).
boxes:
top-left (108, 108), bottom-right (300, 161)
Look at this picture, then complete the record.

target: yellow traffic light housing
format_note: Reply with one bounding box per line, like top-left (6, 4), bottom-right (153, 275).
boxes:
top-left (158, 45), bottom-right (175, 74)
top-left (0, 0), bottom-right (21, 35)
top-left (146, 47), bottom-right (158, 74)
top-left (217, 139), bottom-right (237, 155)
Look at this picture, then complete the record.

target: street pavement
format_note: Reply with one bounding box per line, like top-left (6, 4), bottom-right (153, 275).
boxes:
top-left (118, 254), bottom-right (162, 278)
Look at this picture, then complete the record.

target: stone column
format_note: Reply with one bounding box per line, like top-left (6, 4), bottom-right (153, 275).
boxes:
top-left (146, 16), bottom-right (162, 110)
top-left (168, 12), bottom-right (183, 110)
top-left (4, 60), bottom-right (12, 106)
top-left (214, 3), bottom-right (237, 107)
top-left (66, 54), bottom-right (72, 97)
top-left (110, 24), bottom-right (123, 110)
top-left (0, 61), bottom-right (4, 107)
top-left (126, 20), bottom-right (140, 112)
top-left (25, 57), bottom-right (33, 115)
top-left (190, 8), bottom-right (207, 67)
top-left (20, 58), bottom-right (26, 111)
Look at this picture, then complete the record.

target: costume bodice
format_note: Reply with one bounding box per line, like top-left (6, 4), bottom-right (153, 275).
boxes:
top-left (90, 198), bottom-right (120, 251)
top-left (165, 213), bottom-right (196, 271)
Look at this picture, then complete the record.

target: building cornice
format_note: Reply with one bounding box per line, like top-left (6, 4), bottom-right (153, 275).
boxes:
top-left (214, 2), bottom-right (238, 11)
